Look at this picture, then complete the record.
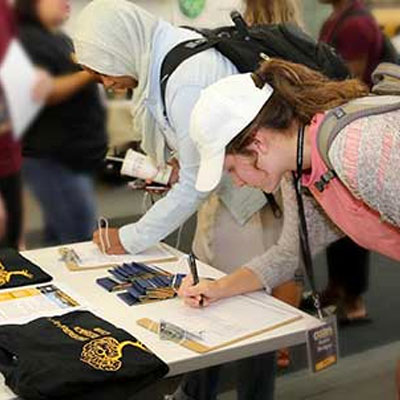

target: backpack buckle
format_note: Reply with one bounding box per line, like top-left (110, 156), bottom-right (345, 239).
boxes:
top-left (333, 107), bottom-right (346, 119)
top-left (185, 38), bottom-right (207, 49)
top-left (315, 170), bottom-right (336, 192)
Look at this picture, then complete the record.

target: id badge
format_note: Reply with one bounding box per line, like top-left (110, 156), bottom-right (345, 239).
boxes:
top-left (306, 314), bottom-right (339, 373)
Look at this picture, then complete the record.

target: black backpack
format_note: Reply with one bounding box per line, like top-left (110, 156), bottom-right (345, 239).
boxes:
top-left (160, 11), bottom-right (350, 109)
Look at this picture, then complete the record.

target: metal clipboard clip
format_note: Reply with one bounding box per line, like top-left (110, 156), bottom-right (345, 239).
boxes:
top-left (59, 247), bottom-right (82, 265)
top-left (158, 320), bottom-right (204, 343)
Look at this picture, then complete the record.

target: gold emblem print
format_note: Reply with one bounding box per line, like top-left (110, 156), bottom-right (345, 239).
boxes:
top-left (0, 262), bottom-right (33, 286)
top-left (80, 337), bottom-right (150, 372)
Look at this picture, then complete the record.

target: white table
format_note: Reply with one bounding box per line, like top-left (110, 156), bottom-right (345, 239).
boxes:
top-left (0, 244), bottom-right (322, 399)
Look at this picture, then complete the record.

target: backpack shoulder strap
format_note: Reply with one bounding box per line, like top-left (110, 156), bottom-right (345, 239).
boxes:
top-left (372, 63), bottom-right (400, 95)
top-left (316, 95), bottom-right (400, 190)
top-left (160, 31), bottom-right (221, 115)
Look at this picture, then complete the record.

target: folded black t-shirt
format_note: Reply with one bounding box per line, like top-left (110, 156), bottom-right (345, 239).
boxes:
top-left (0, 248), bottom-right (52, 289)
top-left (0, 311), bottom-right (169, 399)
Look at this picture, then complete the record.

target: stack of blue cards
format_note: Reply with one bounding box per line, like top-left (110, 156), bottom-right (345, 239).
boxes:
top-left (96, 262), bottom-right (186, 306)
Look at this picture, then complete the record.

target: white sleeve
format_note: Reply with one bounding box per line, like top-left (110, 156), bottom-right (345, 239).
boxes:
top-left (119, 85), bottom-right (209, 254)
top-left (246, 176), bottom-right (344, 292)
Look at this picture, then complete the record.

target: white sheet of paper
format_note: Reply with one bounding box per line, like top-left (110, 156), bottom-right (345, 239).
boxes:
top-left (153, 294), bottom-right (301, 348)
top-left (0, 40), bottom-right (43, 138)
top-left (70, 241), bottom-right (176, 268)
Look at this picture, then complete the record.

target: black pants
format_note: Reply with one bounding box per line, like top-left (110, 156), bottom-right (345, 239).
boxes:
top-left (0, 172), bottom-right (22, 249)
top-left (326, 236), bottom-right (370, 298)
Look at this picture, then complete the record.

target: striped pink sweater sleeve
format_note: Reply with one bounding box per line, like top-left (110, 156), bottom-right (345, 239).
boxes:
top-left (328, 110), bottom-right (400, 228)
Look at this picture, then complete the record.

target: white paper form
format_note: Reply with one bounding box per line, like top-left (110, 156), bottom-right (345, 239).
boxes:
top-left (67, 241), bottom-right (177, 269)
top-left (0, 40), bottom-right (43, 138)
top-left (158, 294), bottom-right (301, 348)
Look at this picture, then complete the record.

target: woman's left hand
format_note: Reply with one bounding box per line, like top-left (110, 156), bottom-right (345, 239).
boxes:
top-left (93, 228), bottom-right (127, 255)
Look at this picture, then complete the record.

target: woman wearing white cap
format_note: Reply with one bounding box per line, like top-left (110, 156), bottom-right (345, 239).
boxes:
top-left (181, 58), bottom-right (400, 307)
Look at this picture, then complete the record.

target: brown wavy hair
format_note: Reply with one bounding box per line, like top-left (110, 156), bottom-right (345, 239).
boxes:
top-left (227, 58), bottom-right (369, 154)
top-left (244, 0), bottom-right (303, 28)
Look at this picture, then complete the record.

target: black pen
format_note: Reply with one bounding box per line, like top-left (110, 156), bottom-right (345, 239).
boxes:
top-left (188, 253), bottom-right (204, 307)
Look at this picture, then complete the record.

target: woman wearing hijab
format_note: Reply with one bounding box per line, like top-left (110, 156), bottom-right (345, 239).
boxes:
top-left (74, 1), bottom-right (278, 398)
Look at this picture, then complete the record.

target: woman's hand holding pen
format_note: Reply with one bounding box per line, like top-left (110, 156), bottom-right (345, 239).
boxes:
top-left (179, 267), bottom-right (264, 308)
top-left (178, 275), bottom-right (225, 308)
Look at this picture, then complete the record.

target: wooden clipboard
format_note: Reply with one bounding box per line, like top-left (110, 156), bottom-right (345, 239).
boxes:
top-left (137, 314), bottom-right (303, 354)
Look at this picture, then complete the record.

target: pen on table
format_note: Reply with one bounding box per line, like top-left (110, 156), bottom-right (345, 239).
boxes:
top-left (188, 252), bottom-right (204, 307)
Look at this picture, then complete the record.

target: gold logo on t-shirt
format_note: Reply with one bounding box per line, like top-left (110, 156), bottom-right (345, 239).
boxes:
top-left (0, 262), bottom-right (33, 286)
top-left (81, 337), bottom-right (150, 372)
top-left (48, 318), bottom-right (150, 372)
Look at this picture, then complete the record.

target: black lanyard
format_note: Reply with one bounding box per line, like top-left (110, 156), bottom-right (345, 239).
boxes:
top-left (292, 125), bottom-right (324, 320)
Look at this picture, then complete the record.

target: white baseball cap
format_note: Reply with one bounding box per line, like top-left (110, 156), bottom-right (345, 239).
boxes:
top-left (190, 73), bottom-right (274, 192)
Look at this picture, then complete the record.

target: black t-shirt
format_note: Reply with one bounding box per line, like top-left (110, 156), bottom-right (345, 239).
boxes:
top-left (0, 311), bottom-right (169, 399)
top-left (18, 23), bottom-right (108, 172)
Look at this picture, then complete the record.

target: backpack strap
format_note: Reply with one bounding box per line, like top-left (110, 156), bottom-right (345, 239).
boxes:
top-left (160, 29), bottom-right (222, 117)
top-left (316, 95), bottom-right (400, 192)
top-left (372, 63), bottom-right (400, 95)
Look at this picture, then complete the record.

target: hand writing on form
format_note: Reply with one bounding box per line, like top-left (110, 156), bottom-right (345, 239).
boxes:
top-left (178, 275), bottom-right (224, 308)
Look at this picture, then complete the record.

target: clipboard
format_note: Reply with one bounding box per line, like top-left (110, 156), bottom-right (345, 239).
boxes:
top-left (58, 243), bottom-right (178, 272)
top-left (137, 314), bottom-right (302, 354)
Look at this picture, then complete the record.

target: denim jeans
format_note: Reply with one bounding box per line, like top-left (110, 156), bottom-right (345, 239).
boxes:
top-left (23, 158), bottom-right (96, 245)
top-left (173, 352), bottom-right (276, 400)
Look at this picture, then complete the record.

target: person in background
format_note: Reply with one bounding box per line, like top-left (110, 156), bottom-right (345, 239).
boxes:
top-left (318, 0), bottom-right (384, 324)
top-left (244, 0), bottom-right (303, 27)
top-left (14, 0), bottom-right (108, 246)
top-left (392, 28), bottom-right (400, 53)
top-left (0, 0), bottom-right (52, 249)
top-left (0, 0), bottom-right (23, 250)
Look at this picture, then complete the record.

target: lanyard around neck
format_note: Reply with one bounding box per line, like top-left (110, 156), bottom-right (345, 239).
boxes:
top-left (293, 125), bottom-right (324, 320)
